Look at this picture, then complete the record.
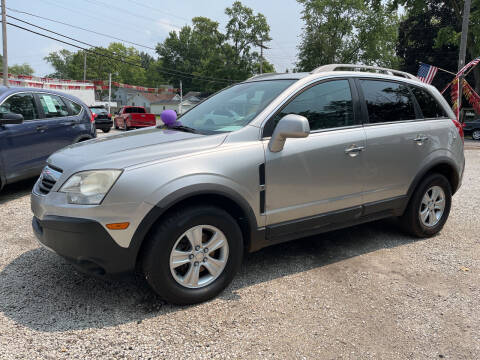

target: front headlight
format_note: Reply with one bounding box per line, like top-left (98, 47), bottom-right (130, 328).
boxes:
top-left (60, 170), bottom-right (122, 205)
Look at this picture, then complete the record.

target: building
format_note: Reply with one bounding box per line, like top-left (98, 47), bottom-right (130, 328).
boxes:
top-left (150, 91), bottom-right (205, 115)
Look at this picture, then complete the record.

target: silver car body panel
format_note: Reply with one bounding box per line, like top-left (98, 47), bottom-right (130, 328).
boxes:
top-left (31, 71), bottom-right (465, 250)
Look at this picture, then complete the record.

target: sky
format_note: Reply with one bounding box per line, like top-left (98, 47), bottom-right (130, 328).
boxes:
top-left (7, 0), bottom-right (304, 79)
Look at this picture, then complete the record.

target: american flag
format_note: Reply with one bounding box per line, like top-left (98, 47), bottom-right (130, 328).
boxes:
top-left (458, 57), bottom-right (480, 76)
top-left (417, 63), bottom-right (438, 84)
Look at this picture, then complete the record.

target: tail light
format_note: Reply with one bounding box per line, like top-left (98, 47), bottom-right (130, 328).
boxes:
top-left (89, 110), bottom-right (96, 123)
top-left (451, 118), bottom-right (464, 142)
top-left (108, 114), bottom-right (112, 118)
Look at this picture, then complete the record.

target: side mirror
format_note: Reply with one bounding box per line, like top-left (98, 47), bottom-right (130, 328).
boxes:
top-left (268, 114), bottom-right (310, 152)
top-left (0, 112), bottom-right (24, 125)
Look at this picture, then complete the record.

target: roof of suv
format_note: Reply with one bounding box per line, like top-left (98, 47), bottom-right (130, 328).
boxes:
top-left (0, 86), bottom-right (87, 104)
top-left (244, 64), bottom-right (420, 84)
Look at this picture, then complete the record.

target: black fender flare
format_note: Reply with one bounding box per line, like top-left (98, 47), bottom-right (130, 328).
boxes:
top-left (405, 156), bottom-right (460, 210)
top-left (128, 184), bottom-right (261, 267)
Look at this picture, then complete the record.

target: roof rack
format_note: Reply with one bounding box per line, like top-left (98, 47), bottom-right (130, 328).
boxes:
top-left (311, 64), bottom-right (418, 81)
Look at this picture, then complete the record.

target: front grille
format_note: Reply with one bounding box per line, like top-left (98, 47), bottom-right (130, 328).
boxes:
top-left (38, 166), bottom-right (63, 195)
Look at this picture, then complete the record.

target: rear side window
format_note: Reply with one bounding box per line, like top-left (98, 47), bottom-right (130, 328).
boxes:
top-left (64, 99), bottom-right (83, 115)
top-left (0, 93), bottom-right (38, 120)
top-left (410, 87), bottom-right (447, 119)
top-left (37, 94), bottom-right (69, 118)
top-left (360, 80), bottom-right (416, 123)
top-left (269, 80), bottom-right (355, 132)
top-left (125, 107), bottom-right (145, 113)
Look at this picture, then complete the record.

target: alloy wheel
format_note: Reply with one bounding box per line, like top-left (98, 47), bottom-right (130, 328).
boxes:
top-left (419, 185), bottom-right (446, 227)
top-left (169, 225), bottom-right (229, 289)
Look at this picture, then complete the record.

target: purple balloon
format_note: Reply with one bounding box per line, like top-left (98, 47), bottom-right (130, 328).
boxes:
top-left (161, 109), bottom-right (177, 126)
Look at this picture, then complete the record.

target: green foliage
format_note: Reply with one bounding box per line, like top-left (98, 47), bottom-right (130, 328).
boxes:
top-left (295, 0), bottom-right (400, 72)
top-left (0, 55), bottom-right (35, 76)
top-left (395, 0), bottom-right (480, 91)
top-left (156, 2), bottom-right (275, 93)
top-left (44, 43), bottom-right (157, 86)
top-left (8, 63), bottom-right (35, 76)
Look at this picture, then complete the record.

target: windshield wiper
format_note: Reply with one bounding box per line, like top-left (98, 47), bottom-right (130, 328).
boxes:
top-left (164, 125), bottom-right (200, 134)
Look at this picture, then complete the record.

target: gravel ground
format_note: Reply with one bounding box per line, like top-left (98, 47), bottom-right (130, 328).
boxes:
top-left (0, 141), bottom-right (479, 359)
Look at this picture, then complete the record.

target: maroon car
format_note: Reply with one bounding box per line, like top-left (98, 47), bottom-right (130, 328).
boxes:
top-left (114, 106), bottom-right (156, 131)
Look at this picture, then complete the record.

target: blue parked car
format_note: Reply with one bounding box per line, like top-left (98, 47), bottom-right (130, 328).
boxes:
top-left (0, 87), bottom-right (96, 190)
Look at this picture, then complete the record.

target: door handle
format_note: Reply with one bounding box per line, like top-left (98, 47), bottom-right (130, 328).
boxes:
top-left (36, 125), bottom-right (47, 132)
top-left (345, 145), bottom-right (365, 157)
top-left (413, 135), bottom-right (429, 144)
top-left (61, 121), bottom-right (75, 126)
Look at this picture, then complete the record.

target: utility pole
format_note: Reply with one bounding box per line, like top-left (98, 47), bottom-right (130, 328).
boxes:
top-left (458, 0), bottom-right (472, 121)
top-left (1, 0), bottom-right (8, 86)
top-left (178, 80), bottom-right (182, 115)
top-left (260, 40), bottom-right (263, 74)
top-left (83, 52), bottom-right (87, 82)
top-left (108, 73), bottom-right (112, 115)
top-left (257, 40), bottom-right (269, 75)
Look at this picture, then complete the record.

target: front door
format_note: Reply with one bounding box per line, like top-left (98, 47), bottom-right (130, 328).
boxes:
top-left (263, 79), bottom-right (366, 232)
top-left (36, 93), bottom-right (79, 152)
top-left (0, 92), bottom-right (49, 181)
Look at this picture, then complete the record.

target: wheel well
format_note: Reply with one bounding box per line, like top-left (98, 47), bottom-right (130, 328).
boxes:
top-left (135, 194), bottom-right (253, 267)
top-left (423, 163), bottom-right (459, 195)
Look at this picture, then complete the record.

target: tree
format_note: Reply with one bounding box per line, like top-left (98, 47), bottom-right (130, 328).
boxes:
top-left (393, 0), bottom-right (480, 91)
top-left (44, 43), bottom-right (148, 85)
top-left (156, 2), bottom-right (275, 93)
top-left (396, 1), bottom-right (459, 90)
top-left (0, 55), bottom-right (35, 76)
top-left (295, 0), bottom-right (400, 72)
top-left (8, 63), bottom-right (34, 76)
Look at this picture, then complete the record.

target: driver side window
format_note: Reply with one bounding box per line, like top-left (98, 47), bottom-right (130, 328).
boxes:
top-left (0, 93), bottom-right (38, 121)
top-left (264, 80), bottom-right (355, 136)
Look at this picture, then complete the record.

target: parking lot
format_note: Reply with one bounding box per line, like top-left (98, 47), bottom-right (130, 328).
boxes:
top-left (0, 134), bottom-right (479, 359)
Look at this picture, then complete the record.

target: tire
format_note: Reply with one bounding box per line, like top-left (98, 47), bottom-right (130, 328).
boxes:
top-left (400, 173), bottom-right (452, 238)
top-left (124, 123), bottom-right (129, 131)
top-left (102, 127), bottom-right (111, 133)
top-left (142, 205), bottom-right (243, 305)
top-left (472, 130), bottom-right (480, 140)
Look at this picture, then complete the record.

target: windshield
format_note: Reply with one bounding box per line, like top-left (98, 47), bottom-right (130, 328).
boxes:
top-left (90, 108), bottom-right (107, 114)
top-left (177, 80), bottom-right (295, 133)
top-left (125, 107), bottom-right (146, 113)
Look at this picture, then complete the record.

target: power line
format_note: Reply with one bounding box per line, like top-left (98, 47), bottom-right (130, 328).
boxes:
top-left (6, 6), bottom-right (157, 50)
top-left (80, 0), bottom-right (182, 30)
top-left (5, 8), bottom-right (235, 82)
top-left (126, 0), bottom-right (190, 22)
top-left (5, 21), bottom-right (234, 83)
top-left (7, 14), bottom-right (115, 54)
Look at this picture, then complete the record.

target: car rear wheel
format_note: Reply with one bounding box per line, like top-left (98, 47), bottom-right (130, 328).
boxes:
top-left (102, 127), bottom-right (111, 133)
top-left (142, 206), bottom-right (243, 305)
top-left (401, 173), bottom-right (451, 237)
top-left (472, 130), bottom-right (480, 140)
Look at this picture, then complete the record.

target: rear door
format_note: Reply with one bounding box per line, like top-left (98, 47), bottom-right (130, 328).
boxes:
top-left (356, 78), bottom-right (434, 205)
top-left (36, 93), bottom-right (80, 152)
top-left (0, 92), bottom-right (49, 180)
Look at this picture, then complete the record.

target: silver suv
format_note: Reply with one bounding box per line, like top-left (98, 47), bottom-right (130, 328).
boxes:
top-left (31, 64), bottom-right (465, 305)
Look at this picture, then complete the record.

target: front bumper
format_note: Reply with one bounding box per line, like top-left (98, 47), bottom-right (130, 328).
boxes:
top-left (95, 120), bottom-right (113, 128)
top-left (30, 179), bottom-right (156, 275)
top-left (32, 215), bottom-right (137, 275)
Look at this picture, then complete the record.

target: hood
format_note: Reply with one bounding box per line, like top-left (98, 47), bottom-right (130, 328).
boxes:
top-left (48, 127), bottom-right (227, 173)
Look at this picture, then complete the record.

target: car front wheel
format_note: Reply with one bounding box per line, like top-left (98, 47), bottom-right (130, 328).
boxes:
top-left (472, 130), bottom-right (480, 140)
top-left (142, 206), bottom-right (243, 305)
